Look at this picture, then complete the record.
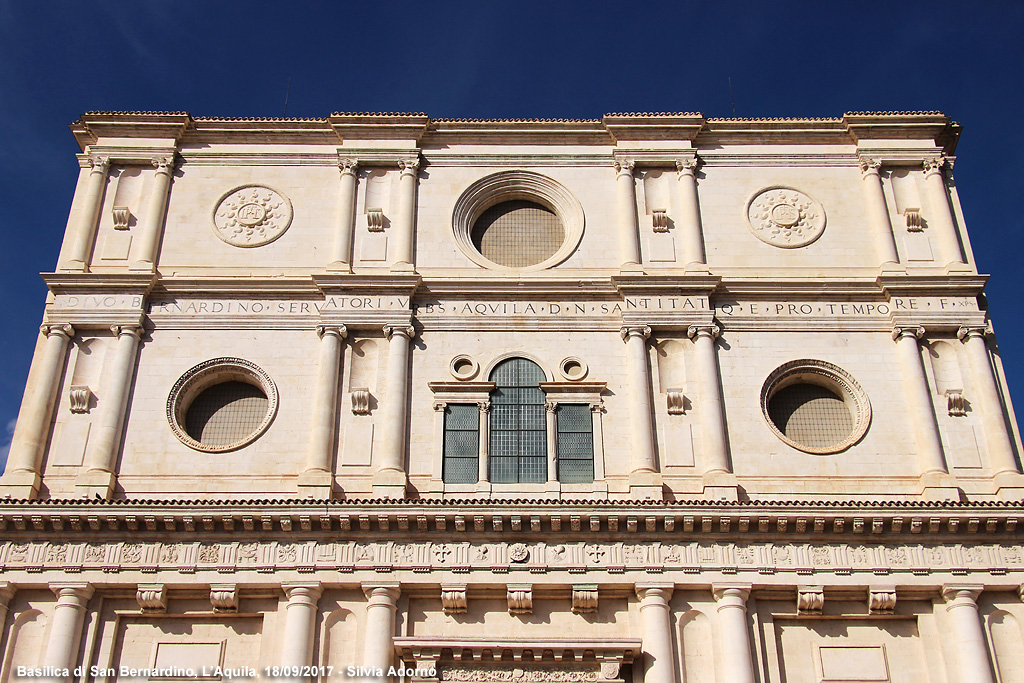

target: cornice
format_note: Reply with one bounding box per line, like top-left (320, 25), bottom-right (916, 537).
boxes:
top-left (312, 274), bottom-right (422, 295)
top-left (71, 112), bottom-right (193, 150)
top-left (877, 274), bottom-right (989, 297)
top-left (611, 275), bottom-right (721, 296)
top-left (42, 273), bottom-right (156, 294)
top-left (151, 277), bottom-right (321, 296)
top-left (417, 278), bottom-right (620, 298)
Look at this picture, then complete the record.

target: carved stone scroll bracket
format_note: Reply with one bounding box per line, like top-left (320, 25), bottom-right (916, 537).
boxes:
top-left (797, 586), bottom-right (824, 615)
top-left (210, 584), bottom-right (239, 612)
top-left (366, 208), bottom-right (385, 232)
top-left (904, 208), bottom-right (924, 232)
top-left (137, 583), bottom-right (167, 612)
top-left (69, 385), bottom-right (93, 414)
top-left (112, 206), bottom-right (131, 230)
top-left (666, 390), bottom-right (686, 415)
top-left (946, 389), bottom-right (967, 417)
top-left (1018, 585), bottom-right (1024, 603)
top-left (507, 583), bottom-right (533, 615)
top-left (351, 388), bottom-right (371, 415)
top-left (868, 586), bottom-right (897, 615)
top-left (572, 584), bottom-right (599, 614)
top-left (441, 583), bottom-right (467, 615)
top-left (652, 209), bottom-right (669, 232)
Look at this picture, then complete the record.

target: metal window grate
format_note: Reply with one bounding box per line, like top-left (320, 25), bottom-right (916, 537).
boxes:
top-left (489, 358), bottom-right (548, 483)
top-left (185, 381), bottom-right (268, 447)
top-left (557, 404), bottom-right (594, 483)
top-left (443, 404), bottom-right (479, 484)
top-left (768, 383), bottom-right (853, 449)
top-left (471, 200), bottom-right (564, 268)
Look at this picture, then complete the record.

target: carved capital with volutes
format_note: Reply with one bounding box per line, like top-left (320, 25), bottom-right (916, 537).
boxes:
top-left (111, 325), bottom-right (144, 340)
top-left (88, 155), bottom-right (110, 175)
top-left (858, 156), bottom-right (881, 176)
top-left (398, 157), bottom-right (420, 177)
top-left (338, 157), bottom-right (359, 177)
top-left (41, 323), bottom-right (74, 340)
top-left (478, 401), bottom-right (491, 414)
top-left (892, 325), bottom-right (925, 343)
top-left (957, 325), bottom-right (988, 342)
top-left (316, 324), bottom-right (348, 340)
top-left (383, 324), bottom-right (415, 341)
top-left (923, 155), bottom-right (947, 176)
top-left (545, 401), bottom-right (558, 414)
top-left (613, 159), bottom-right (635, 178)
top-left (620, 325), bottom-right (651, 342)
top-left (152, 156), bottom-right (176, 176)
top-left (675, 156), bottom-right (699, 178)
top-left (687, 323), bottom-right (720, 341)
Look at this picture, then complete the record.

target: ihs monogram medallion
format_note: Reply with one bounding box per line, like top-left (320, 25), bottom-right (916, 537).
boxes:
top-left (745, 186), bottom-right (826, 248)
top-left (212, 184), bottom-right (293, 247)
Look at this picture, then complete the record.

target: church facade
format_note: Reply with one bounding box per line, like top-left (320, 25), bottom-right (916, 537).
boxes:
top-left (0, 110), bottom-right (1022, 682)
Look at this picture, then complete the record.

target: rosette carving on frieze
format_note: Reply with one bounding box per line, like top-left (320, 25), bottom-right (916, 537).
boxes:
top-left (745, 186), bottom-right (826, 248)
top-left (212, 184), bottom-right (293, 247)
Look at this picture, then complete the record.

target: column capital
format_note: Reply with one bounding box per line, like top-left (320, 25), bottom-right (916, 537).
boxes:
top-left (892, 325), bottom-right (925, 342)
top-left (87, 155), bottom-right (110, 174)
top-left (50, 582), bottom-right (94, 606)
top-left (362, 582), bottom-right (401, 605)
top-left (687, 323), bottom-right (720, 341)
top-left (957, 325), bottom-right (989, 342)
top-left (478, 401), bottom-right (491, 414)
top-left (923, 155), bottom-right (947, 176)
top-left (545, 400), bottom-right (558, 413)
top-left (620, 325), bottom-right (651, 342)
top-left (675, 156), bottom-right (700, 177)
top-left (338, 157), bottom-right (359, 176)
top-left (614, 159), bottom-right (635, 177)
top-left (282, 582), bottom-right (323, 605)
top-left (942, 584), bottom-right (983, 606)
top-left (0, 582), bottom-right (16, 607)
top-left (635, 582), bottom-right (675, 603)
top-left (383, 323), bottom-right (415, 341)
top-left (858, 156), bottom-right (882, 176)
top-left (398, 157), bottom-right (420, 176)
top-left (316, 324), bottom-right (348, 340)
top-left (110, 324), bottom-right (144, 340)
top-left (151, 156), bottom-right (176, 175)
top-left (713, 583), bottom-right (751, 603)
top-left (432, 400), bottom-right (447, 412)
top-left (41, 323), bottom-right (74, 340)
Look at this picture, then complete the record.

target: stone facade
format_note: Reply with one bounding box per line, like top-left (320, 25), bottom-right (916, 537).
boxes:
top-left (0, 111), bottom-right (1021, 681)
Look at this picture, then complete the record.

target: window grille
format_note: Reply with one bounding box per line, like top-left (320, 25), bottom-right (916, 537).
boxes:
top-left (184, 381), bottom-right (269, 447)
top-left (768, 383), bottom-right (853, 449)
top-left (443, 404), bottom-right (480, 484)
top-left (471, 200), bottom-right (564, 268)
top-left (489, 358), bottom-right (548, 483)
top-left (556, 404), bottom-right (594, 483)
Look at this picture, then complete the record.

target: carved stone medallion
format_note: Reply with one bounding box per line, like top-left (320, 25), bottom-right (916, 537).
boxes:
top-left (212, 184), bottom-right (293, 247)
top-left (745, 186), bottom-right (826, 248)
top-left (509, 543), bottom-right (530, 563)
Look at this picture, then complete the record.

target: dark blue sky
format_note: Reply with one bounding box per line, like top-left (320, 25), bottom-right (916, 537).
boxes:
top-left (2, 1), bottom-right (1023, 463)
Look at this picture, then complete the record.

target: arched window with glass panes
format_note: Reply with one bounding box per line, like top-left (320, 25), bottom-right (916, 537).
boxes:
top-left (441, 357), bottom-right (595, 485)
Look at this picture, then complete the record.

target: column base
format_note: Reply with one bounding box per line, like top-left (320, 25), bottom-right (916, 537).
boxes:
top-left (0, 469), bottom-right (41, 499)
top-left (58, 260), bottom-right (88, 273)
top-left (128, 261), bottom-right (155, 273)
top-left (703, 470), bottom-right (740, 501)
top-left (878, 262), bottom-right (906, 275)
top-left (326, 260), bottom-right (352, 273)
top-left (297, 469), bottom-right (334, 499)
top-left (629, 470), bottom-right (663, 500)
top-left (75, 468), bottom-right (117, 499)
top-left (372, 468), bottom-right (408, 499)
top-left (684, 262), bottom-right (711, 274)
top-left (994, 471), bottom-right (1024, 500)
top-left (619, 263), bottom-right (644, 275)
top-left (390, 262), bottom-right (416, 273)
top-left (919, 470), bottom-right (962, 501)
top-left (946, 262), bottom-right (974, 274)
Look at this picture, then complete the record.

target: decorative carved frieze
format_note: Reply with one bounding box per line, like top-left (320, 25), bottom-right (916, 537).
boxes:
top-left (797, 585), bottom-right (824, 614)
top-left (507, 584), bottom-right (532, 614)
top-left (572, 584), bottom-right (599, 614)
top-left (210, 583), bottom-right (238, 611)
top-left (441, 583), bottom-right (467, 615)
top-left (137, 583), bottom-right (167, 612)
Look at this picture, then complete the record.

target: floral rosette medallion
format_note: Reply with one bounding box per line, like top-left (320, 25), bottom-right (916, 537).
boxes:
top-left (745, 186), bottom-right (826, 248)
top-left (212, 184), bottom-right (293, 247)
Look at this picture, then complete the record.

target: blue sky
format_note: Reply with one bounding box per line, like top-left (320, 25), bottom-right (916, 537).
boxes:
top-left (1, 1), bottom-right (1023, 464)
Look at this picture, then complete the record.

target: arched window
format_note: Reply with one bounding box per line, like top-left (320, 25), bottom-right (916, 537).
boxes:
top-left (489, 358), bottom-right (548, 483)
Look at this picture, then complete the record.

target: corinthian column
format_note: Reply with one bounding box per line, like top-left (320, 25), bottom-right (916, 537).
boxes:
top-left (62, 156), bottom-right (109, 271)
top-left (620, 326), bottom-right (659, 497)
top-left (41, 583), bottom-right (93, 680)
top-left (279, 583), bottom-right (322, 680)
top-left (78, 325), bottom-right (142, 499)
top-left (1, 324), bottom-right (74, 499)
top-left (675, 158), bottom-right (707, 267)
top-left (375, 324), bottom-right (413, 497)
top-left (713, 585), bottom-right (756, 683)
top-left (392, 158), bottom-right (419, 272)
top-left (942, 586), bottom-right (995, 683)
top-left (892, 326), bottom-right (949, 478)
top-left (131, 156), bottom-right (175, 271)
top-left (636, 583), bottom-right (676, 683)
top-left (858, 157), bottom-right (900, 266)
top-left (330, 158), bottom-right (359, 271)
top-left (922, 156), bottom-right (965, 266)
top-left (300, 325), bottom-right (347, 497)
top-left (687, 324), bottom-right (730, 474)
top-left (615, 160), bottom-right (642, 269)
top-left (958, 326), bottom-right (1019, 476)
top-left (362, 584), bottom-right (401, 679)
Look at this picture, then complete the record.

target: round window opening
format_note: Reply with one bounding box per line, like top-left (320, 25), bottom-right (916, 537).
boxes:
top-left (760, 360), bottom-right (871, 454)
top-left (471, 200), bottom-right (565, 268)
top-left (167, 358), bottom-right (278, 452)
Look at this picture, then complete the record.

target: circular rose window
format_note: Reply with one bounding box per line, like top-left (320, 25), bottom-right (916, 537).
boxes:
top-left (760, 360), bottom-right (870, 454)
top-left (166, 358), bottom-right (278, 452)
